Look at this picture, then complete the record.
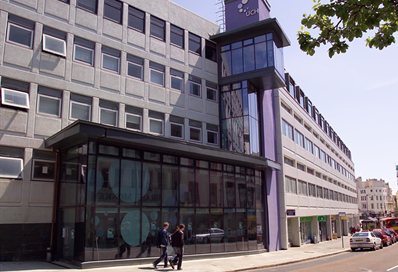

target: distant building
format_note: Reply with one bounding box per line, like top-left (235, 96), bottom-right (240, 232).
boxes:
top-left (356, 178), bottom-right (395, 217)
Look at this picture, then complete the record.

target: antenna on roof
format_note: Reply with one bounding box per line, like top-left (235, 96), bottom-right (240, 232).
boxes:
top-left (215, 0), bottom-right (225, 32)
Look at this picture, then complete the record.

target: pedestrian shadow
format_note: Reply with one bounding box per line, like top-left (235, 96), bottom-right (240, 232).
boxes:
top-left (138, 267), bottom-right (174, 271)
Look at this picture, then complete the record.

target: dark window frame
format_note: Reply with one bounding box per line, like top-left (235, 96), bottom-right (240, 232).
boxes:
top-left (128, 6), bottom-right (145, 33)
top-left (104, 0), bottom-right (123, 24)
top-left (150, 15), bottom-right (166, 41)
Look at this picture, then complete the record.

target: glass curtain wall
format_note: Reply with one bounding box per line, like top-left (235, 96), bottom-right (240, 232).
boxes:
top-left (57, 141), bottom-right (266, 262)
top-left (220, 33), bottom-right (284, 79)
top-left (221, 81), bottom-right (260, 156)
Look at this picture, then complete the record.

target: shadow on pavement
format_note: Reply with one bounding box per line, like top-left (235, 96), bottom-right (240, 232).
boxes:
top-left (0, 262), bottom-right (64, 271)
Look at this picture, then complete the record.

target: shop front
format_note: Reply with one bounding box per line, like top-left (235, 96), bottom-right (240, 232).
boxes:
top-left (46, 121), bottom-right (279, 267)
top-left (300, 217), bottom-right (313, 244)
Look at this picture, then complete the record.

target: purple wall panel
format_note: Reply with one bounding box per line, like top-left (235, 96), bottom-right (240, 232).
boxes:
top-left (261, 89), bottom-right (276, 161)
top-left (224, 0), bottom-right (270, 31)
top-left (266, 168), bottom-right (280, 251)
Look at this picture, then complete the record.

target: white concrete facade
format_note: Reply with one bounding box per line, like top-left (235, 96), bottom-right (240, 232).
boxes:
top-left (357, 178), bottom-right (395, 216)
top-left (277, 83), bottom-right (359, 247)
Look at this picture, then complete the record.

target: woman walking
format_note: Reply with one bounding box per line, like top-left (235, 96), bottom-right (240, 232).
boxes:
top-left (170, 224), bottom-right (185, 270)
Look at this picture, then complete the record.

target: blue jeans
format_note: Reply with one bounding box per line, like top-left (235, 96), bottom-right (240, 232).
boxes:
top-left (153, 246), bottom-right (167, 267)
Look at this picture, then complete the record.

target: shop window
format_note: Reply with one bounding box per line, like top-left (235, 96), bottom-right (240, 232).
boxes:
top-left (32, 159), bottom-right (56, 181)
top-left (150, 15), bottom-right (165, 41)
top-left (170, 115), bottom-right (184, 139)
top-left (104, 0), bottom-right (123, 24)
top-left (170, 69), bottom-right (184, 92)
top-left (170, 24), bottom-right (184, 48)
top-left (128, 6), bottom-right (145, 33)
top-left (189, 32), bottom-right (201, 55)
top-left (77, 0), bottom-right (97, 14)
top-left (73, 37), bottom-right (95, 65)
top-left (127, 54), bottom-right (144, 80)
top-left (7, 14), bottom-right (34, 48)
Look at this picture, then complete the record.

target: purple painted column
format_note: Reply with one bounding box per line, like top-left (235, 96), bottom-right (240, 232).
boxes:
top-left (261, 89), bottom-right (280, 251)
top-left (224, 0), bottom-right (271, 31)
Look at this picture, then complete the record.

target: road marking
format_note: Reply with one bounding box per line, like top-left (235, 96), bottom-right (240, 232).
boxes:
top-left (387, 265), bottom-right (398, 271)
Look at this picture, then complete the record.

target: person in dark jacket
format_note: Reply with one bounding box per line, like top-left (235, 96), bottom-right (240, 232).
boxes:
top-left (153, 222), bottom-right (170, 269)
top-left (169, 224), bottom-right (185, 270)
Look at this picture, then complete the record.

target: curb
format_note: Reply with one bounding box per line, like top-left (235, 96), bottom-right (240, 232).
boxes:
top-left (227, 249), bottom-right (351, 272)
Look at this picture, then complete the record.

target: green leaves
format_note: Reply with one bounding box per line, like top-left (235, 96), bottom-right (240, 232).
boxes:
top-left (298, 0), bottom-right (398, 57)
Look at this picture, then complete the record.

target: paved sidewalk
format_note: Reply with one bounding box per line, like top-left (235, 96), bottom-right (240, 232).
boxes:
top-left (0, 238), bottom-right (350, 272)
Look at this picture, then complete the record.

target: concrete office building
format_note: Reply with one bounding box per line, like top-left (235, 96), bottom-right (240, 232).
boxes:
top-left (357, 178), bottom-right (395, 217)
top-left (0, 0), bottom-right (357, 266)
top-left (279, 74), bottom-right (358, 246)
top-left (0, 0), bottom-right (287, 265)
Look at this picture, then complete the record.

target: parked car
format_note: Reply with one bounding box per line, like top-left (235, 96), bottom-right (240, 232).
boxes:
top-left (384, 228), bottom-right (397, 243)
top-left (373, 229), bottom-right (392, 246)
top-left (193, 228), bottom-right (224, 243)
top-left (350, 231), bottom-right (382, 251)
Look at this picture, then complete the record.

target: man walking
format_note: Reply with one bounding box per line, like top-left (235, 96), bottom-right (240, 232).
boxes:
top-left (170, 224), bottom-right (185, 270)
top-left (153, 222), bottom-right (170, 269)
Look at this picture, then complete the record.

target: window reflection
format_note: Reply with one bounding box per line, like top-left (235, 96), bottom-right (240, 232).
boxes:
top-left (220, 33), bottom-right (282, 77)
top-left (142, 163), bottom-right (161, 206)
top-left (96, 157), bottom-right (120, 205)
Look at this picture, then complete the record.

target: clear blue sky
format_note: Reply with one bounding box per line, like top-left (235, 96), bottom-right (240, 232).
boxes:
top-left (173, 0), bottom-right (398, 192)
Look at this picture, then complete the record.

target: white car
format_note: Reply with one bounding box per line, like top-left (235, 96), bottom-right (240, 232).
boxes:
top-left (350, 231), bottom-right (383, 251)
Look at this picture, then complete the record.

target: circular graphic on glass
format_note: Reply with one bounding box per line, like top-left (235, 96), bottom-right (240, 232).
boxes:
top-left (121, 211), bottom-right (149, 246)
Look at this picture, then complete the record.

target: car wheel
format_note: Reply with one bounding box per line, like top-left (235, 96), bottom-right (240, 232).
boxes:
top-left (380, 243), bottom-right (383, 249)
top-left (351, 248), bottom-right (356, 252)
top-left (372, 243), bottom-right (376, 251)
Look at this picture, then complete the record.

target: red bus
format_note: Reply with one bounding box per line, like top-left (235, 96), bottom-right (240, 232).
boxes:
top-left (379, 217), bottom-right (398, 232)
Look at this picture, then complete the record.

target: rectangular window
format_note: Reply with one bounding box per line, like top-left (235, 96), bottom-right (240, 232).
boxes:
top-left (32, 159), bottom-right (56, 181)
top-left (304, 137), bottom-right (313, 153)
top-left (42, 34), bottom-right (66, 57)
top-left (77, 0), bottom-right (97, 14)
top-left (127, 54), bottom-right (144, 80)
top-left (69, 93), bottom-right (91, 121)
top-left (0, 156), bottom-right (23, 178)
top-left (125, 113), bottom-right (141, 131)
top-left (285, 176), bottom-right (297, 194)
top-left (294, 129), bottom-right (304, 148)
top-left (149, 111), bottom-right (164, 135)
top-left (104, 0), bottom-right (123, 24)
top-left (170, 69), bottom-right (184, 92)
top-left (170, 24), bottom-right (184, 48)
top-left (189, 119), bottom-right (202, 142)
top-left (102, 46), bottom-right (120, 73)
top-left (189, 32), bottom-right (201, 55)
top-left (281, 119), bottom-right (294, 140)
top-left (206, 81), bottom-right (217, 101)
top-left (206, 123), bottom-right (218, 145)
top-left (99, 100), bottom-right (118, 126)
top-left (128, 6), bottom-right (145, 33)
top-left (205, 40), bottom-right (217, 62)
top-left (125, 105), bottom-right (142, 131)
top-left (284, 157), bottom-right (294, 167)
top-left (298, 180), bottom-right (308, 196)
top-left (150, 15), bottom-right (165, 41)
top-left (7, 15), bottom-right (34, 48)
top-left (37, 86), bottom-right (62, 117)
top-left (73, 37), bottom-right (94, 65)
top-left (170, 115), bottom-right (184, 139)
top-left (189, 75), bottom-right (201, 97)
top-left (1, 88), bottom-right (29, 109)
top-left (149, 61), bottom-right (165, 86)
